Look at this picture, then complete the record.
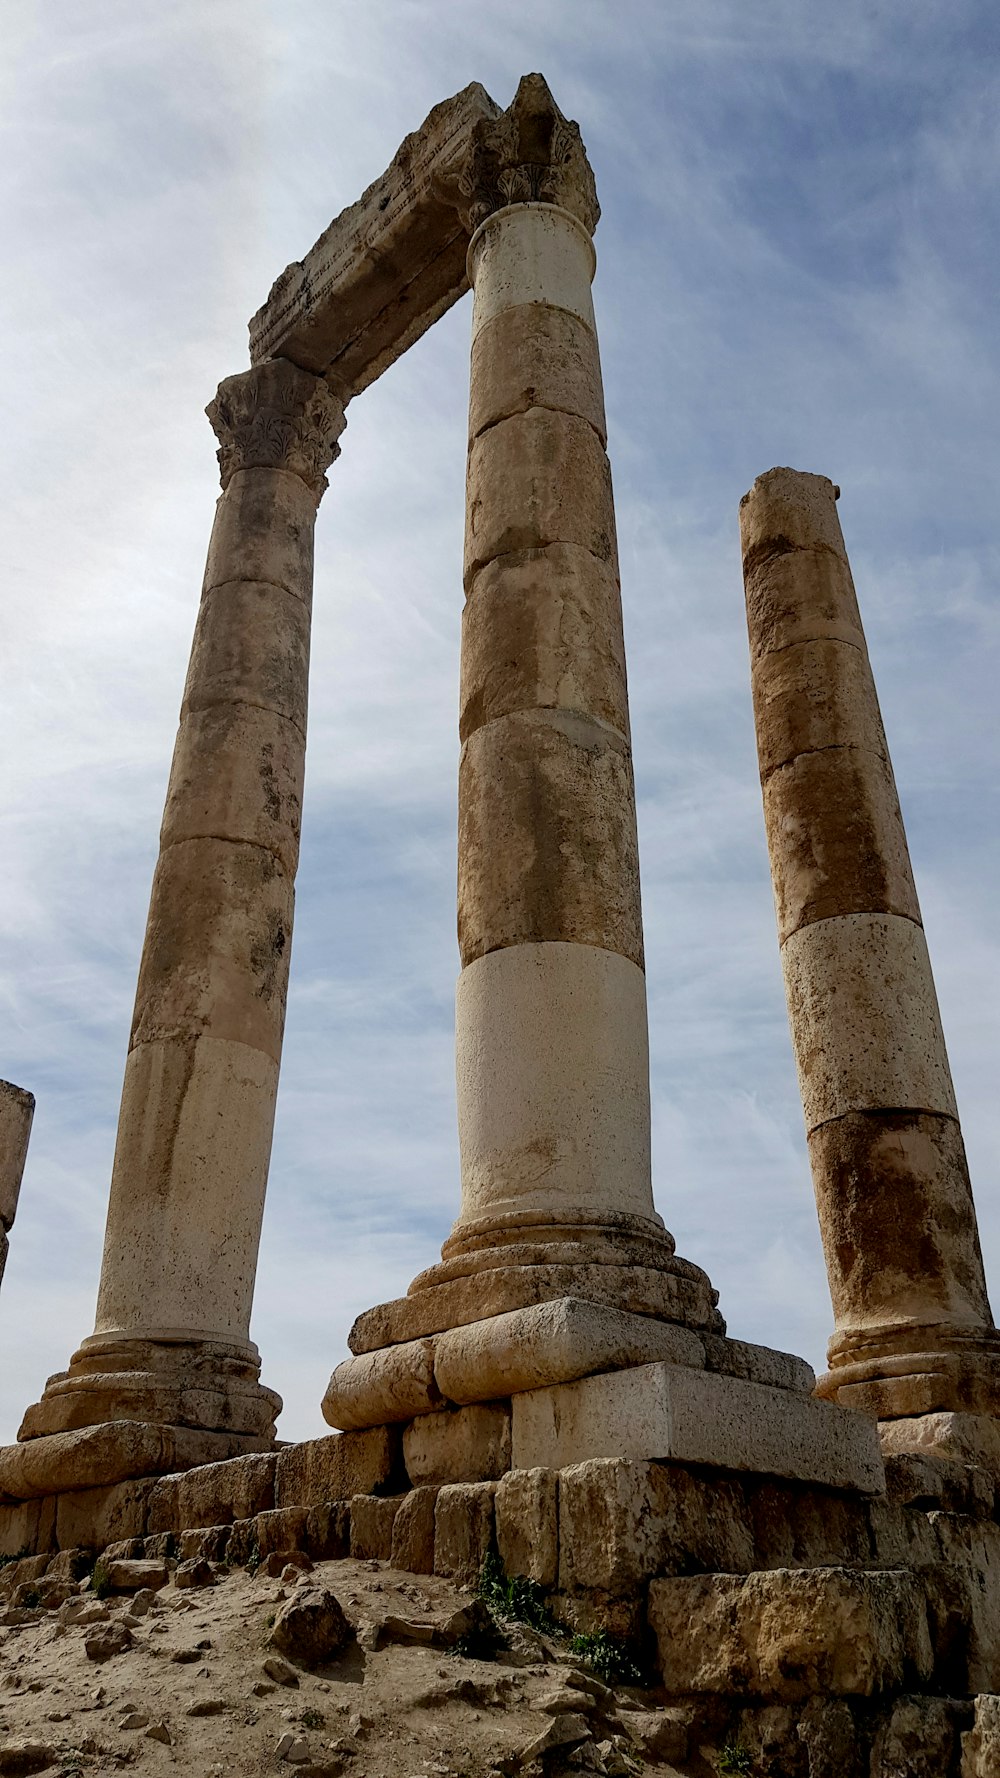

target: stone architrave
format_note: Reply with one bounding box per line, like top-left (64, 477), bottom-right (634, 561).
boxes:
top-left (8, 360), bottom-right (345, 1490)
top-left (740, 466), bottom-right (1000, 1432)
top-left (0, 1081), bottom-right (34, 1289)
top-left (322, 81), bottom-right (825, 1448)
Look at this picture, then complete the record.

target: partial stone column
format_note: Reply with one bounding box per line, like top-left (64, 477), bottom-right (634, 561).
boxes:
top-left (13, 360), bottom-right (345, 1481)
top-left (741, 467), bottom-right (1000, 1430)
top-left (0, 1082), bottom-right (34, 1289)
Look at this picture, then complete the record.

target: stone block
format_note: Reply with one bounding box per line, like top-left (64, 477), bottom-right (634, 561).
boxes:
top-left (92, 1042), bottom-right (284, 1353)
top-left (460, 543), bottom-right (627, 744)
top-left (390, 1487), bottom-right (437, 1575)
top-left (763, 744), bottom-right (918, 945)
top-left (349, 1495), bottom-right (403, 1562)
top-left (751, 633), bottom-right (885, 778)
top-left (433, 1483), bottom-right (496, 1586)
top-left (885, 1450), bottom-right (994, 1518)
top-left (349, 1259), bottom-right (714, 1354)
top-left (403, 1404), bottom-right (510, 1486)
top-left (177, 1524), bottom-right (231, 1563)
top-left (495, 1468), bottom-right (558, 1587)
top-left (147, 1453), bottom-right (276, 1532)
top-left (102, 1558), bottom-right (168, 1593)
top-left (929, 1516), bottom-right (1000, 1694)
top-left (465, 407), bottom-right (617, 584)
top-left (880, 1410), bottom-right (1000, 1482)
top-left (45, 1547), bottom-right (94, 1581)
top-left (131, 836), bottom-right (292, 1059)
top-left (303, 1501), bottom-right (350, 1562)
top-left (469, 303), bottom-right (606, 445)
top-left (161, 702), bottom-right (304, 878)
top-left (740, 469), bottom-right (854, 640)
top-left (458, 708), bottom-right (641, 966)
top-left (558, 1459), bottom-right (753, 1594)
top-left (274, 1427), bottom-right (400, 1508)
top-left (322, 1340), bottom-right (440, 1432)
top-left (0, 1080), bottom-right (33, 1231)
top-left (512, 1362), bottom-right (885, 1492)
top-left (0, 1554), bottom-right (50, 1596)
top-left (204, 467), bottom-right (317, 603)
top-left (437, 1299), bottom-right (705, 1408)
top-left (809, 1111), bottom-right (990, 1341)
top-left (864, 1499), bottom-right (941, 1571)
top-left (253, 1507), bottom-right (309, 1558)
top-left (648, 1567), bottom-right (933, 1700)
top-left (702, 1335), bottom-right (814, 1394)
top-left (962, 1693), bottom-right (1000, 1777)
top-left (746, 1478), bottom-right (872, 1572)
top-left (0, 1497), bottom-right (55, 1559)
top-left (469, 200), bottom-right (597, 338)
top-left (248, 83), bottom-right (499, 392)
top-left (454, 952), bottom-right (658, 1247)
top-left (183, 579), bottom-right (310, 731)
top-left (795, 1697), bottom-right (861, 1778)
top-left (870, 1695), bottom-right (964, 1778)
top-left (54, 1481), bottom-right (154, 1552)
top-left (781, 914), bottom-right (957, 1129)
top-left (0, 1422), bottom-right (231, 1501)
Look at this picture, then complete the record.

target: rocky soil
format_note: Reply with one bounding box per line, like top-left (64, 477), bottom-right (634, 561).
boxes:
top-left (0, 1553), bottom-right (688, 1778)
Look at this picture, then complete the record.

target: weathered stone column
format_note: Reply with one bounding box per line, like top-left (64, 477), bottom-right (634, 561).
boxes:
top-left (12, 360), bottom-right (345, 1482)
top-left (741, 467), bottom-right (1000, 1434)
top-left (0, 1082), bottom-right (34, 1289)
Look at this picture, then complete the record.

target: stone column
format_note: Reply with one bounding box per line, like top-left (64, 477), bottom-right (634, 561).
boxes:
top-left (15, 360), bottom-right (345, 1474)
top-left (0, 1082), bottom-right (34, 1289)
top-left (741, 467), bottom-right (1000, 1427)
top-left (325, 78), bottom-right (725, 1430)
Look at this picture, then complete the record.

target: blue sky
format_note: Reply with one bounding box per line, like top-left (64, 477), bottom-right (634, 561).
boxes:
top-left (2, 0), bottom-right (999, 1443)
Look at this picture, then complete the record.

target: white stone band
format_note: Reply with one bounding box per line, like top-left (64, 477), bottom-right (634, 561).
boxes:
top-left (781, 911), bottom-right (959, 1130)
top-left (468, 203), bottom-right (597, 337)
top-left (454, 940), bottom-right (654, 1226)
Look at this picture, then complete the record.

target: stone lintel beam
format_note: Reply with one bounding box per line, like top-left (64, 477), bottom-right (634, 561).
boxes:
top-left (248, 82), bottom-right (500, 399)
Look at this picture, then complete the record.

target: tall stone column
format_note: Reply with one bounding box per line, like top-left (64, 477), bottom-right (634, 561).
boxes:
top-left (0, 1082), bottom-right (34, 1289)
top-left (323, 76), bottom-right (727, 1431)
top-left (13, 360), bottom-right (345, 1481)
top-left (741, 467), bottom-right (1000, 1430)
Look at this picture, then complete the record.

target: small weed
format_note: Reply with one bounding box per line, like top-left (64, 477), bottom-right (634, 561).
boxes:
top-left (718, 1742), bottom-right (753, 1776)
top-left (245, 1539), bottom-right (262, 1576)
top-left (300, 1708), bottom-right (324, 1730)
top-left (264, 1613), bottom-right (276, 1628)
top-left (20, 1587), bottom-right (40, 1609)
top-left (568, 1630), bottom-right (644, 1687)
top-left (477, 1550), bottom-right (558, 1635)
top-left (90, 1560), bottom-right (111, 1600)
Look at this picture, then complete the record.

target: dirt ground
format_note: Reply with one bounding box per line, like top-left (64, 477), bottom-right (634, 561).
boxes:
top-left (0, 1555), bottom-right (688, 1778)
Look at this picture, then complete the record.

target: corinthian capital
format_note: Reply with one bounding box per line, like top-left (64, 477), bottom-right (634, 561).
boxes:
top-left (441, 73), bottom-right (600, 237)
top-left (206, 359), bottom-right (347, 499)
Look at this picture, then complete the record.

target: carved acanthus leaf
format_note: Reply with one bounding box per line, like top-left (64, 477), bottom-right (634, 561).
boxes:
top-left (206, 359), bottom-right (347, 498)
top-left (441, 72), bottom-right (599, 236)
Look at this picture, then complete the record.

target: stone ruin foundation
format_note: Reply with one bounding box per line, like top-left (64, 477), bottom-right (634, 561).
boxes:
top-left (3, 75), bottom-right (1000, 1775)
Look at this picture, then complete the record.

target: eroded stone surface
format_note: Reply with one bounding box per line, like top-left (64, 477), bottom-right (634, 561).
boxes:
top-left (649, 1567), bottom-right (934, 1700)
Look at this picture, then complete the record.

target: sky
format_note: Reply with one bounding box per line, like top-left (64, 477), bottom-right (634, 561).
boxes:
top-left (2, 0), bottom-right (999, 1445)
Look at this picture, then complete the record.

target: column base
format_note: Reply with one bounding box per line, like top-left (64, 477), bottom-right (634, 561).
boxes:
top-left (816, 1321), bottom-right (1000, 1419)
top-left (323, 1294), bottom-right (815, 1432)
top-left (350, 1209), bottom-right (724, 1355)
top-left (14, 1332), bottom-right (281, 1487)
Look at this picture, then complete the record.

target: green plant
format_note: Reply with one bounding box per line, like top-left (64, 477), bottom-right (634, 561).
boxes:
top-left (245, 1539), bottom-right (261, 1576)
top-left (20, 1587), bottom-right (41, 1609)
top-left (300, 1709), bottom-right (324, 1730)
top-left (718, 1741), bottom-right (752, 1776)
top-left (90, 1561), bottom-right (111, 1600)
top-left (568, 1630), bottom-right (644, 1687)
top-left (264, 1613), bottom-right (276, 1628)
top-left (477, 1550), bottom-right (559, 1635)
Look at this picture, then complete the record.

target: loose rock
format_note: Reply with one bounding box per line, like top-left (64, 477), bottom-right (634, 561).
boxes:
top-left (269, 1588), bottom-right (352, 1670)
